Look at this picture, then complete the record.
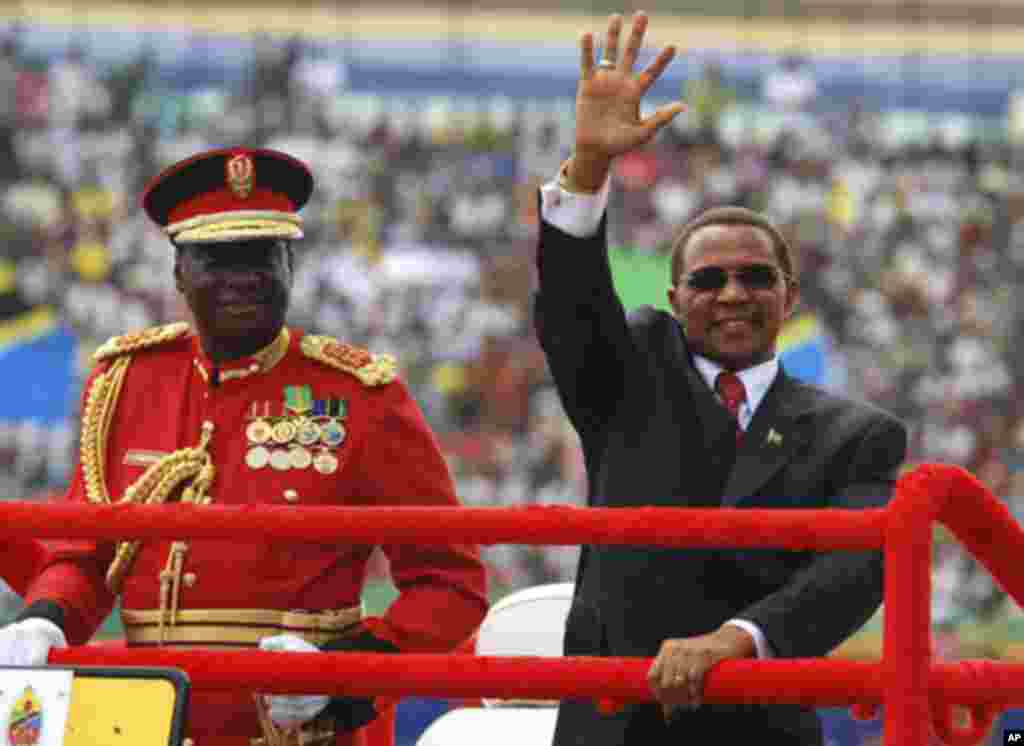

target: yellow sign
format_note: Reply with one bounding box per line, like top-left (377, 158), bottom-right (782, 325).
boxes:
top-left (63, 673), bottom-right (185, 746)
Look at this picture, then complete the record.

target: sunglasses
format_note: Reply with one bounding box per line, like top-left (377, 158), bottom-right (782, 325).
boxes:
top-left (683, 264), bottom-right (787, 293)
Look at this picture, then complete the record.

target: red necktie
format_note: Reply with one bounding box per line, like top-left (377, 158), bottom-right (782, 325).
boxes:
top-left (715, 371), bottom-right (747, 444)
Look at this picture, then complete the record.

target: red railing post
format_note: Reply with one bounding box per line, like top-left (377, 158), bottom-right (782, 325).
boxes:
top-left (884, 475), bottom-right (938, 745)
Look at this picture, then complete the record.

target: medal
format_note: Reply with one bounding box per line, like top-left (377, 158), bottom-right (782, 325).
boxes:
top-left (313, 449), bottom-right (339, 475)
top-left (270, 449), bottom-right (292, 471)
top-left (246, 419), bottom-right (272, 444)
top-left (289, 445), bottom-right (313, 470)
top-left (246, 446), bottom-right (270, 469)
top-left (272, 419), bottom-right (297, 444)
top-left (296, 419), bottom-right (321, 446)
top-left (320, 419), bottom-right (346, 448)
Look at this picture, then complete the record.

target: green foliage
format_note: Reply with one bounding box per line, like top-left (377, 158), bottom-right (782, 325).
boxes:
top-left (608, 245), bottom-right (672, 312)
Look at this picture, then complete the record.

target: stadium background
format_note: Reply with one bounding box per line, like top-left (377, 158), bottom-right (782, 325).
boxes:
top-left (2, 0), bottom-right (1024, 742)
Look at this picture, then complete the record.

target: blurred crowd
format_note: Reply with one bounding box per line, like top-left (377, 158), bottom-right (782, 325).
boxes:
top-left (0, 29), bottom-right (1022, 644)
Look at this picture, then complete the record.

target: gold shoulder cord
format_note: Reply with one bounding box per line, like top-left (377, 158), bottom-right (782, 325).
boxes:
top-left (83, 321), bottom-right (193, 503)
top-left (80, 356), bottom-right (132, 505)
top-left (80, 341), bottom-right (218, 643)
top-left (108, 420), bottom-right (217, 643)
top-left (106, 420), bottom-right (217, 646)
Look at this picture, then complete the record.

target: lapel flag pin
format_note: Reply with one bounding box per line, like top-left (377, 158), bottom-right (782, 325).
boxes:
top-left (766, 428), bottom-right (783, 446)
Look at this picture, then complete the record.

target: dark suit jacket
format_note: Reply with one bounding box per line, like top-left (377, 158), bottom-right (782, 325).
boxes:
top-left (533, 215), bottom-right (908, 746)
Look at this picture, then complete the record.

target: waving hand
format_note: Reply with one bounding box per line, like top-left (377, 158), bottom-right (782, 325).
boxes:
top-left (568, 12), bottom-right (686, 191)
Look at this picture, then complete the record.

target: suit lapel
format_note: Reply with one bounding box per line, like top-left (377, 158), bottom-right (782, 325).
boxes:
top-left (721, 372), bottom-right (818, 506)
top-left (670, 322), bottom-right (735, 446)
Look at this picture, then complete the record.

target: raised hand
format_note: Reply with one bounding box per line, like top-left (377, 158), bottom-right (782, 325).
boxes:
top-left (569, 12), bottom-right (685, 191)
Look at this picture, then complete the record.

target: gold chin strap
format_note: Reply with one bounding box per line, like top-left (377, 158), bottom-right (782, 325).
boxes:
top-left (106, 421), bottom-right (217, 646)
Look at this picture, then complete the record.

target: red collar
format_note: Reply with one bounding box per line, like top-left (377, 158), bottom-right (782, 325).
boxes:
top-left (192, 327), bottom-right (291, 384)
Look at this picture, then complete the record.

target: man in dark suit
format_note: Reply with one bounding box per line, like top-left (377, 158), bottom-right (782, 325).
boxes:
top-left (534, 12), bottom-right (907, 746)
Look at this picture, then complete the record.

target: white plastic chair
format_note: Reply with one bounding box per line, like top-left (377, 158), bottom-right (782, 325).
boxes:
top-left (415, 582), bottom-right (574, 746)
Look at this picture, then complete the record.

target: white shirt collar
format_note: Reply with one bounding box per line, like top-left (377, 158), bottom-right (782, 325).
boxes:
top-left (693, 354), bottom-right (780, 428)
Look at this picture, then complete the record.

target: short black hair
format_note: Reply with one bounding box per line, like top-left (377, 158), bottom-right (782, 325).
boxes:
top-left (669, 206), bottom-right (797, 286)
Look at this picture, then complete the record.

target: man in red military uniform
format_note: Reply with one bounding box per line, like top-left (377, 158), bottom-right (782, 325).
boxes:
top-left (0, 148), bottom-right (489, 746)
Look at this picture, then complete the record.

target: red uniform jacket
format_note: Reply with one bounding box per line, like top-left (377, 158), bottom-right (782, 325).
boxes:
top-left (1, 537), bottom-right (48, 596)
top-left (22, 324), bottom-right (488, 746)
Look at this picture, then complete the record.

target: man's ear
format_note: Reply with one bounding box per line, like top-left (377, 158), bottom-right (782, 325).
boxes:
top-left (666, 285), bottom-right (687, 328)
top-left (783, 283), bottom-right (800, 319)
top-left (173, 245), bottom-right (184, 294)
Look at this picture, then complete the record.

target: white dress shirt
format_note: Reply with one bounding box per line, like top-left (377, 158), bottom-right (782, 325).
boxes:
top-left (539, 168), bottom-right (776, 659)
top-left (692, 355), bottom-right (779, 433)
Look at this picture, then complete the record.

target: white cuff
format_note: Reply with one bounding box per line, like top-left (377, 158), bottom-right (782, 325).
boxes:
top-left (539, 172), bottom-right (611, 239)
top-left (724, 619), bottom-right (773, 659)
top-left (258, 634), bottom-right (320, 654)
top-left (18, 618), bottom-right (68, 649)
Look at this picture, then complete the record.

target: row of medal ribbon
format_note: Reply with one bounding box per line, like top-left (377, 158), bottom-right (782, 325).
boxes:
top-left (246, 443), bottom-right (339, 474)
top-left (246, 416), bottom-right (347, 448)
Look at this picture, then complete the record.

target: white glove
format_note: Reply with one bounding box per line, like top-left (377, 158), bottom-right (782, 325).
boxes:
top-left (0, 618), bottom-right (68, 666)
top-left (258, 634), bottom-right (330, 727)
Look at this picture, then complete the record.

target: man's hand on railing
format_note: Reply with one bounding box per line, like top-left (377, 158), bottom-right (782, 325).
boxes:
top-left (257, 634), bottom-right (330, 726)
top-left (648, 625), bottom-right (757, 721)
top-left (0, 617), bottom-right (67, 666)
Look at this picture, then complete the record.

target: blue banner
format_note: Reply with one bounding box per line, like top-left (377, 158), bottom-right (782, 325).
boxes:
top-left (0, 307), bottom-right (78, 425)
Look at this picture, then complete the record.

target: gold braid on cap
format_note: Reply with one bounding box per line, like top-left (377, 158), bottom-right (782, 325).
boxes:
top-left (164, 210), bottom-right (302, 237)
top-left (300, 335), bottom-right (397, 386)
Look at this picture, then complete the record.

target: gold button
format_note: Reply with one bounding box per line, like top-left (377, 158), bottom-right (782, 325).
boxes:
top-left (183, 572), bottom-right (197, 587)
top-left (283, 489), bottom-right (299, 503)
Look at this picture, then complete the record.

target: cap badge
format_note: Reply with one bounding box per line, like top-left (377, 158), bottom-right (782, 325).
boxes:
top-left (226, 153), bottom-right (255, 198)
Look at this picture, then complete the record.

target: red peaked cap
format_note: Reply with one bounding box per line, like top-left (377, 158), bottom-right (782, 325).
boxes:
top-left (141, 147), bottom-right (314, 244)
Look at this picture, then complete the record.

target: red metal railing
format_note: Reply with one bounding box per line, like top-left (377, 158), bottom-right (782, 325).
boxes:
top-left (2, 463), bottom-right (1023, 745)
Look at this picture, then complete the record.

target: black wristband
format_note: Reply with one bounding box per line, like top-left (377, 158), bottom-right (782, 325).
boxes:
top-left (14, 600), bottom-right (65, 631)
top-left (320, 629), bottom-right (400, 655)
top-left (321, 629), bottom-right (400, 732)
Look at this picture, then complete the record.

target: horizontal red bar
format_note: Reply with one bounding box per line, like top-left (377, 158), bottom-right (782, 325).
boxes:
top-left (0, 503), bottom-right (886, 549)
top-left (47, 649), bottom-right (1024, 708)
top-left (49, 648), bottom-right (882, 704)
